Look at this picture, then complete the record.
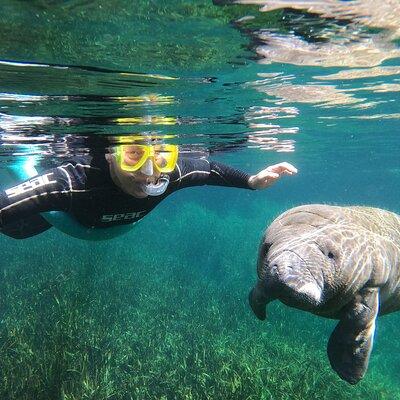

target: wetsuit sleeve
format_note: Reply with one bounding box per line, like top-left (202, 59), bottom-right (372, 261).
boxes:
top-left (0, 163), bottom-right (90, 227)
top-left (170, 158), bottom-right (253, 190)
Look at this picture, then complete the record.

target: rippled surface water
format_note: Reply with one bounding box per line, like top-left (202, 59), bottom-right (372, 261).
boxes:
top-left (0, 1), bottom-right (399, 399)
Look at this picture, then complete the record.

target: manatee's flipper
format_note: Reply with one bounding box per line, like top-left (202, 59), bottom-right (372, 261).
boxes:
top-left (327, 287), bottom-right (379, 385)
top-left (249, 281), bottom-right (268, 320)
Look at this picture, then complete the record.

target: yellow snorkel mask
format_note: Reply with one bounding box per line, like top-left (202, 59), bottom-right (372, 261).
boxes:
top-left (116, 143), bottom-right (178, 173)
top-left (115, 139), bottom-right (179, 196)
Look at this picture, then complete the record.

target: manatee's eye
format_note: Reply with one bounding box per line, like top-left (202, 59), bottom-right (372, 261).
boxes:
top-left (327, 252), bottom-right (335, 260)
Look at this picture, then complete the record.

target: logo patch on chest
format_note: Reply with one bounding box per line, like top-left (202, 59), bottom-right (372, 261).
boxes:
top-left (101, 211), bottom-right (146, 222)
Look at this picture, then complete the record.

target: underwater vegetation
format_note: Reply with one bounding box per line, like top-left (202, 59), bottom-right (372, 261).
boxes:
top-left (0, 199), bottom-right (399, 399)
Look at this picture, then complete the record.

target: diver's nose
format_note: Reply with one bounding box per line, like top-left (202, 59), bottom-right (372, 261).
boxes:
top-left (140, 158), bottom-right (153, 176)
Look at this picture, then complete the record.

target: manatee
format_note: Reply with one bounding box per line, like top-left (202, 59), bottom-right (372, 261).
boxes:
top-left (249, 204), bottom-right (400, 384)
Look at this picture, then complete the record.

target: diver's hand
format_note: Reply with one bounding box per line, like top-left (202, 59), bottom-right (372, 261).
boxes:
top-left (248, 162), bottom-right (297, 190)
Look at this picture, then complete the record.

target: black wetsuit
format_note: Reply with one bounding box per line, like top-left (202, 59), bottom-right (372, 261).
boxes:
top-left (0, 155), bottom-right (253, 238)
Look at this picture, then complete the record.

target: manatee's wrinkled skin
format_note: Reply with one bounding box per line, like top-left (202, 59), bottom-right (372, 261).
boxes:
top-left (249, 204), bottom-right (400, 384)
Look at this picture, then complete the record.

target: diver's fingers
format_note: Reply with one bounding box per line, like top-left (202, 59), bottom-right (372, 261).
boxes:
top-left (261, 170), bottom-right (279, 179)
top-left (249, 171), bottom-right (275, 189)
top-left (266, 162), bottom-right (298, 175)
top-left (267, 162), bottom-right (297, 174)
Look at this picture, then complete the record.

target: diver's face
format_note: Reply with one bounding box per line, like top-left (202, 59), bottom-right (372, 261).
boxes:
top-left (105, 147), bottom-right (162, 198)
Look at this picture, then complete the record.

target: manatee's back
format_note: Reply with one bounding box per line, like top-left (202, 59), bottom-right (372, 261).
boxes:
top-left (266, 204), bottom-right (400, 244)
top-left (263, 204), bottom-right (346, 244)
top-left (342, 206), bottom-right (400, 244)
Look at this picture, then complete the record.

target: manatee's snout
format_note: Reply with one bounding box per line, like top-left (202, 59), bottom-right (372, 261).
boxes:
top-left (269, 250), bottom-right (323, 307)
top-left (250, 249), bottom-right (324, 317)
top-left (270, 251), bottom-right (309, 286)
top-left (249, 251), bottom-right (305, 320)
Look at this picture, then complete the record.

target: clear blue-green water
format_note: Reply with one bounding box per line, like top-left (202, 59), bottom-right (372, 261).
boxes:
top-left (0, 1), bottom-right (399, 399)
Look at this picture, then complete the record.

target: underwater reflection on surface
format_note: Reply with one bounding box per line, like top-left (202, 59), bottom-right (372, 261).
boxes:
top-left (218, 0), bottom-right (400, 67)
top-left (1, 0), bottom-right (398, 166)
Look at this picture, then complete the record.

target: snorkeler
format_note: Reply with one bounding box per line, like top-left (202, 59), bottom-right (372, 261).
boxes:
top-left (0, 137), bottom-right (297, 239)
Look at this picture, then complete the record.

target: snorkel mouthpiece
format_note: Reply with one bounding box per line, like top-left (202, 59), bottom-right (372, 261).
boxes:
top-left (141, 175), bottom-right (170, 196)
